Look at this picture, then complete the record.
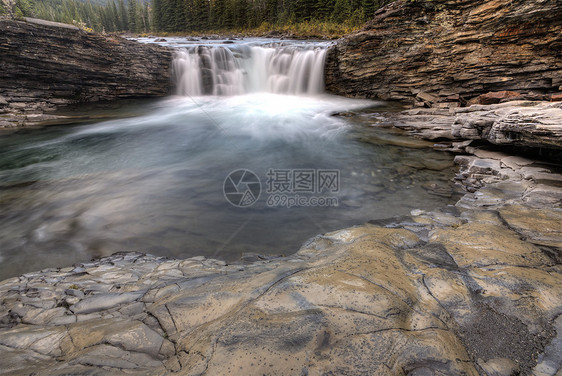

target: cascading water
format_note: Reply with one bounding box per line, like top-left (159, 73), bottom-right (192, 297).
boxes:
top-left (0, 37), bottom-right (460, 281)
top-left (173, 44), bottom-right (328, 96)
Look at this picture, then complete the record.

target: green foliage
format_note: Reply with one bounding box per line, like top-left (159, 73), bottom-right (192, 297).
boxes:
top-left (13, 0), bottom-right (395, 35)
top-left (15, 0), bottom-right (33, 18)
top-left (331, 0), bottom-right (351, 23)
top-left (18, 0), bottom-right (151, 33)
top-left (118, 0), bottom-right (128, 30)
top-left (152, 0), bottom-right (393, 33)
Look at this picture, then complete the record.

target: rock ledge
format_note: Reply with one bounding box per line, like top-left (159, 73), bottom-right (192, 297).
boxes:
top-left (0, 18), bottom-right (172, 128)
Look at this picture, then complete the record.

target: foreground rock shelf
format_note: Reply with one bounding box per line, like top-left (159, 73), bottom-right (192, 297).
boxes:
top-left (0, 126), bottom-right (560, 375)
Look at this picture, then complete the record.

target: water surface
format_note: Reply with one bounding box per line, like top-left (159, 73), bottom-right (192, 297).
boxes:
top-left (0, 39), bottom-right (459, 280)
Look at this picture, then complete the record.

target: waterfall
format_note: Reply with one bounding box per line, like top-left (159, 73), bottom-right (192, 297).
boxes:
top-left (173, 44), bottom-right (328, 96)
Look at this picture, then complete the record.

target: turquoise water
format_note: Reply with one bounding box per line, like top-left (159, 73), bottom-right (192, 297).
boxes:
top-left (0, 93), bottom-right (459, 280)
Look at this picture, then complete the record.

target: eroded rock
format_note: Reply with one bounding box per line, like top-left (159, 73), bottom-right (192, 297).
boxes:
top-left (325, 0), bottom-right (562, 106)
top-left (0, 19), bottom-right (172, 128)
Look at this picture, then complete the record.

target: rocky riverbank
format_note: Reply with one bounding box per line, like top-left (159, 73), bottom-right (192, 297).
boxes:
top-left (0, 18), bottom-right (172, 128)
top-left (370, 100), bottom-right (562, 154)
top-left (0, 100), bottom-right (560, 375)
top-left (0, 1), bottom-right (560, 374)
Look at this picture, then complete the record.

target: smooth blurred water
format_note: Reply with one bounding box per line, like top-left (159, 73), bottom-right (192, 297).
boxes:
top-left (0, 38), bottom-right (460, 279)
top-left (174, 44), bottom-right (327, 96)
top-left (0, 93), bottom-right (459, 280)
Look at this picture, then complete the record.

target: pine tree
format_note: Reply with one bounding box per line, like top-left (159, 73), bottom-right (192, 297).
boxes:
top-left (210, 0), bottom-right (226, 29)
top-left (118, 0), bottom-right (128, 31)
top-left (315, 0), bottom-right (335, 21)
top-left (361, 0), bottom-right (375, 20)
top-left (128, 0), bottom-right (138, 32)
top-left (141, 2), bottom-right (150, 32)
top-left (294, 0), bottom-right (315, 21)
top-left (330, 0), bottom-right (350, 23)
top-left (15, 0), bottom-right (33, 18)
top-left (152, 0), bottom-right (163, 31)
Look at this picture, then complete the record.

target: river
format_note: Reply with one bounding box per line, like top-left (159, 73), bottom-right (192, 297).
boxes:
top-left (0, 38), bottom-right (459, 279)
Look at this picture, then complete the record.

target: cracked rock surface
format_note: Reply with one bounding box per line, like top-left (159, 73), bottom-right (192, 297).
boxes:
top-left (0, 148), bottom-right (560, 375)
top-left (370, 101), bottom-right (562, 150)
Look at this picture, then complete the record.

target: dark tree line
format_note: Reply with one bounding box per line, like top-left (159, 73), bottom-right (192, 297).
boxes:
top-left (151, 0), bottom-right (393, 32)
top-left (4, 0), bottom-right (151, 33)
top-left (2, 0), bottom-right (394, 33)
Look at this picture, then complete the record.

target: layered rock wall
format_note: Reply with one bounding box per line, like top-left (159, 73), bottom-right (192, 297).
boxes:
top-left (325, 0), bottom-right (562, 106)
top-left (0, 18), bottom-right (172, 127)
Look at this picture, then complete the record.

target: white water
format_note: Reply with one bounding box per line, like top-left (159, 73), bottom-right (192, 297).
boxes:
top-left (173, 45), bottom-right (328, 96)
top-left (0, 39), bottom-right (459, 280)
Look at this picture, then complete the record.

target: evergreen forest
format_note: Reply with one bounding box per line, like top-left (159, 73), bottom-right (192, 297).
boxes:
top-left (1, 0), bottom-right (393, 35)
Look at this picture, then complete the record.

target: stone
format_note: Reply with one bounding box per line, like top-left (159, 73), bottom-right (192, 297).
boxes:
top-left (533, 315), bottom-right (562, 376)
top-left (478, 357), bottom-right (520, 376)
top-left (0, 325), bottom-right (67, 355)
top-left (416, 91), bottom-right (438, 104)
top-left (0, 344), bottom-right (56, 375)
top-left (325, 0), bottom-right (562, 105)
top-left (373, 101), bottom-right (562, 150)
top-left (0, 19), bottom-right (172, 128)
top-left (21, 307), bottom-right (67, 325)
top-left (523, 184), bottom-right (562, 208)
top-left (467, 158), bottom-right (501, 176)
top-left (70, 291), bottom-right (145, 314)
top-left (105, 321), bottom-right (164, 358)
top-left (551, 93), bottom-right (562, 102)
top-left (500, 155), bottom-right (534, 170)
top-left (477, 91), bottom-right (521, 105)
top-left (520, 166), bottom-right (552, 180)
top-left (69, 344), bottom-right (164, 369)
top-left (429, 223), bottom-right (552, 268)
top-left (499, 205), bottom-right (562, 248)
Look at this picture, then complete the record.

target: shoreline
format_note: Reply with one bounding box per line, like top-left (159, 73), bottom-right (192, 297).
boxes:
top-left (1, 1), bottom-right (561, 373)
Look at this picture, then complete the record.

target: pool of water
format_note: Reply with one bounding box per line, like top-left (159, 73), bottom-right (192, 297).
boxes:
top-left (0, 38), bottom-right (461, 280)
top-left (0, 93), bottom-right (460, 280)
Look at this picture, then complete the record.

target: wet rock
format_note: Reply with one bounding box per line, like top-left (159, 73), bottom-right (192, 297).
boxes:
top-left (499, 205), bottom-right (562, 248)
top-left (70, 291), bottom-right (145, 314)
top-left (105, 321), bottom-right (164, 358)
top-left (69, 344), bottom-right (164, 369)
top-left (0, 148), bottom-right (560, 374)
top-left (430, 223), bottom-right (552, 268)
top-left (551, 93), bottom-right (562, 102)
top-left (371, 101), bottom-right (562, 151)
top-left (479, 358), bottom-right (520, 376)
